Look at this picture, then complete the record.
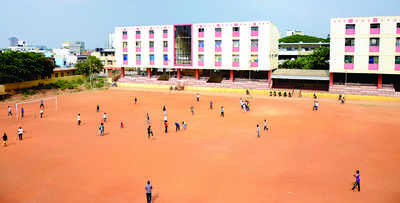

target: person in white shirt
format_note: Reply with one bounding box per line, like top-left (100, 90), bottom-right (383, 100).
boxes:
top-left (263, 120), bottom-right (268, 131)
top-left (77, 113), bottom-right (81, 126)
top-left (257, 124), bottom-right (260, 138)
top-left (17, 127), bottom-right (23, 140)
top-left (40, 109), bottom-right (44, 118)
top-left (313, 100), bottom-right (319, 111)
top-left (145, 180), bottom-right (153, 203)
top-left (196, 93), bottom-right (200, 102)
top-left (103, 113), bottom-right (107, 122)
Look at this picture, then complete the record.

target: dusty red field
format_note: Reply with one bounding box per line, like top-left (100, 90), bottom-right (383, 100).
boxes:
top-left (1, 89), bottom-right (400, 203)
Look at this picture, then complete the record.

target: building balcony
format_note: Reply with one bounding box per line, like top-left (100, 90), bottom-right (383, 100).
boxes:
top-left (345, 46), bottom-right (354, 52)
top-left (232, 47), bottom-right (239, 52)
top-left (215, 32), bottom-right (222, 38)
top-left (396, 46), bottom-right (400, 52)
top-left (162, 47), bottom-right (168, 52)
top-left (149, 34), bottom-right (154, 39)
top-left (136, 60), bottom-right (141, 65)
top-left (344, 63), bottom-right (354, 70)
top-left (123, 48), bottom-right (128, 52)
top-left (233, 31), bottom-right (240, 37)
top-left (198, 47), bottom-right (204, 52)
top-left (251, 62), bottom-right (258, 67)
top-left (198, 61), bottom-right (204, 66)
top-left (122, 35), bottom-right (128, 40)
top-left (369, 46), bottom-right (379, 52)
top-left (370, 28), bottom-right (380, 35)
top-left (345, 29), bottom-right (355, 35)
top-left (232, 61), bottom-right (239, 67)
top-left (123, 60), bottom-right (128, 65)
top-left (251, 46), bottom-right (258, 52)
top-left (251, 30), bottom-right (258, 37)
top-left (163, 61), bottom-right (168, 65)
top-left (136, 47), bottom-right (141, 52)
top-left (150, 61), bottom-right (155, 65)
top-left (368, 64), bottom-right (379, 70)
top-left (198, 32), bottom-right (204, 38)
top-left (163, 33), bottom-right (168, 39)
top-left (397, 28), bottom-right (400, 34)
top-left (136, 34), bottom-right (141, 39)
top-left (215, 47), bottom-right (222, 52)
top-left (215, 61), bottom-right (222, 66)
top-left (395, 64), bottom-right (400, 71)
top-left (149, 47), bottom-right (154, 52)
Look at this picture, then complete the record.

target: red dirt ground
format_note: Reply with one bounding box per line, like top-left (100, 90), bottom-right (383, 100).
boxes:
top-left (1, 89), bottom-right (400, 203)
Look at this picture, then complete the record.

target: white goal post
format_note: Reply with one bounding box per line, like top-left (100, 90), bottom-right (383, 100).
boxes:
top-left (16, 96), bottom-right (58, 120)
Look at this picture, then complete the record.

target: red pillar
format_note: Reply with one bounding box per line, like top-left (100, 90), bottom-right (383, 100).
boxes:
top-left (267, 70), bottom-right (272, 88)
top-left (147, 68), bottom-right (151, 79)
top-left (377, 74), bottom-right (382, 88)
top-left (177, 69), bottom-right (181, 80)
top-left (195, 69), bottom-right (199, 80)
top-left (230, 70), bottom-right (234, 82)
top-left (329, 73), bottom-right (333, 86)
top-left (121, 67), bottom-right (125, 78)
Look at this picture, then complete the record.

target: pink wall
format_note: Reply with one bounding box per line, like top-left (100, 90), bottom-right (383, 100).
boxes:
top-left (163, 61), bottom-right (168, 65)
top-left (345, 46), bottom-right (354, 52)
top-left (232, 47), bottom-right (239, 52)
top-left (198, 32), bottom-right (204, 38)
top-left (149, 34), bottom-right (154, 39)
top-left (198, 61), bottom-right (204, 66)
top-left (370, 28), bottom-right (380, 35)
top-left (123, 48), bottom-right (128, 52)
top-left (232, 62), bottom-right (239, 67)
top-left (215, 32), bottom-right (222, 38)
top-left (369, 46), bottom-right (379, 52)
top-left (215, 61), bottom-right (222, 67)
top-left (123, 61), bottom-right (128, 65)
top-left (344, 63), bottom-right (354, 70)
top-left (368, 64), bottom-right (379, 70)
top-left (233, 31), bottom-right (240, 37)
top-left (136, 47), bottom-right (141, 52)
top-left (122, 35), bottom-right (128, 40)
top-left (397, 28), bottom-right (400, 34)
top-left (150, 61), bottom-right (154, 65)
top-left (345, 29), bottom-right (355, 35)
top-left (396, 46), bottom-right (400, 52)
top-left (136, 61), bottom-right (141, 65)
top-left (136, 34), bottom-right (141, 39)
top-left (149, 48), bottom-right (154, 52)
top-left (251, 46), bottom-right (258, 52)
top-left (251, 62), bottom-right (258, 67)
top-left (163, 47), bottom-right (168, 52)
top-left (251, 30), bottom-right (258, 37)
top-left (215, 47), bottom-right (222, 52)
top-left (163, 33), bottom-right (168, 39)
top-left (395, 64), bottom-right (400, 71)
top-left (198, 47), bottom-right (204, 52)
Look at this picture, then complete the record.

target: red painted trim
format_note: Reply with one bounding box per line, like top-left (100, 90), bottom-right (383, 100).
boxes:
top-left (377, 74), bottom-right (382, 88)
top-left (195, 69), bottom-right (199, 80)
top-left (230, 70), bottom-right (234, 82)
top-left (147, 68), bottom-right (151, 79)
top-left (177, 69), bottom-right (181, 80)
top-left (329, 73), bottom-right (333, 86)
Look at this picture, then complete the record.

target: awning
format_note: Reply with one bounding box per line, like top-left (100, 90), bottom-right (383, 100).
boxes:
top-left (271, 69), bottom-right (330, 81)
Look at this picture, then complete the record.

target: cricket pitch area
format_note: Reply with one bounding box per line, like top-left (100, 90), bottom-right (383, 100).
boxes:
top-left (1, 89), bottom-right (400, 203)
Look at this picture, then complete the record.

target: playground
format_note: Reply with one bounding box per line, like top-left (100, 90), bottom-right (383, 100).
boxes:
top-left (1, 88), bottom-right (400, 203)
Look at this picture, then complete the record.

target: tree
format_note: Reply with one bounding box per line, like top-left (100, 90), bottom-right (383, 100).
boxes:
top-left (279, 34), bottom-right (329, 43)
top-left (0, 51), bottom-right (54, 84)
top-left (75, 56), bottom-right (104, 76)
top-left (278, 47), bottom-right (330, 70)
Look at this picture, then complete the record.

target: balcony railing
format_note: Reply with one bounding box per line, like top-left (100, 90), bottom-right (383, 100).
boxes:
top-left (198, 61), bottom-right (204, 66)
top-left (163, 61), bottom-right (168, 65)
top-left (215, 61), bottom-right (222, 66)
top-left (163, 33), bottom-right (168, 39)
top-left (233, 31), bottom-right (240, 37)
top-left (136, 34), bottom-right (141, 39)
top-left (344, 63), bottom-right (354, 70)
top-left (232, 47), bottom-right (239, 52)
top-left (215, 47), bottom-right (222, 52)
top-left (136, 60), bottom-right (141, 65)
top-left (122, 35), bottom-right (128, 40)
top-left (251, 62), bottom-right (258, 67)
top-left (395, 64), bottom-right (400, 71)
top-left (123, 48), bottom-right (128, 52)
top-left (370, 28), bottom-right (380, 35)
top-left (251, 30), bottom-right (258, 37)
top-left (149, 34), bottom-right (154, 39)
top-left (150, 61), bottom-right (155, 65)
top-left (396, 46), bottom-right (400, 52)
top-left (198, 47), bottom-right (204, 52)
top-left (369, 46), bottom-right (379, 52)
top-left (198, 32), bottom-right (204, 38)
top-left (368, 64), bottom-right (379, 70)
top-left (123, 60), bottom-right (128, 65)
top-left (215, 32), bottom-right (222, 38)
top-left (136, 47), bottom-right (141, 52)
top-left (251, 46), bottom-right (258, 52)
top-left (345, 46), bottom-right (354, 52)
top-left (163, 47), bottom-right (168, 52)
top-left (345, 29), bottom-right (355, 35)
top-left (232, 61), bottom-right (239, 67)
top-left (149, 47), bottom-right (154, 52)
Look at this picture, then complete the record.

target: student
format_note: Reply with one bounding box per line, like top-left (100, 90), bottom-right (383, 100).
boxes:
top-left (341, 96), bottom-right (345, 104)
top-left (103, 113), bottom-right (107, 122)
top-left (21, 107), bottom-right (24, 118)
top-left (100, 123), bottom-right (104, 136)
top-left (257, 124), bottom-right (260, 138)
top-left (163, 114), bottom-right (167, 123)
top-left (263, 120), bottom-right (268, 131)
top-left (40, 99), bottom-right (44, 109)
top-left (313, 93), bottom-right (317, 99)
top-left (269, 91), bottom-right (272, 96)
top-left (352, 170), bottom-right (360, 192)
top-left (146, 113), bottom-right (151, 124)
top-left (240, 98), bottom-right (243, 109)
top-left (145, 180), bottom-right (153, 203)
top-left (338, 94), bottom-right (342, 101)
top-left (196, 93), bottom-right (200, 102)
top-left (175, 122), bottom-right (180, 132)
top-left (40, 108), bottom-right (44, 118)
top-left (147, 125), bottom-right (153, 138)
top-left (190, 106), bottom-right (194, 115)
top-left (2, 133), bottom-right (7, 147)
top-left (17, 127), bottom-right (23, 140)
top-left (220, 106), bottom-right (224, 117)
top-left (246, 89), bottom-right (250, 95)
top-left (273, 91), bottom-right (276, 97)
top-left (98, 124), bottom-right (102, 136)
top-left (8, 106), bottom-right (12, 116)
top-left (209, 101), bottom-right (213, 110)
top-left (163, 105), bottom-right (166, 112)
top-left (313, 100), bottom-right (319, 111)
top-left (120, 122), bottom-right (124, 128)
top-left (164, 120), bottom-right (168, 133)
top-left (134, 97), bottom-right (138, 104)
top-left (96, 104), bottom-right (100, 112)
top-left (77, 113), bottom-right (81, 126)
top-left (182, 121), bottom-right (187, 130)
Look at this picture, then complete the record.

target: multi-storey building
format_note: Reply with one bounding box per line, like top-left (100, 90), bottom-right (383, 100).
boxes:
top-left (91, 48), bottom-right (116, 67)
top-left (114, 21), bottom-right (280, 82)
top-left (330, 16), bottom-right (400, 89)
top-left (279, 42), bottom-right (329, 63)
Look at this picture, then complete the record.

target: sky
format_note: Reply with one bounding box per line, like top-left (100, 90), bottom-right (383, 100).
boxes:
top-left (1, 0), bottom-right (399, 49)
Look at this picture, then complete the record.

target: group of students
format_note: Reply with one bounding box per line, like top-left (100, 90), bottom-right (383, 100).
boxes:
top-left (269, 90), bottom-right (293, 97)
top-left (2, 127), bottom-right (24, 147)
top-left (240, 98), bottom-right (250, 112)
top-left (256, 120), bottom-right (269, 138)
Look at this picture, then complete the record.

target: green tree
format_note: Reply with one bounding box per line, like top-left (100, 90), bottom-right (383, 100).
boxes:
top-left (75, 56), bottom-right (104, 76)
top-left (279, 34), bottom-right (329, 43)
top-left (278, 47), bottom-right (330, 70)
top-left (0, 51), bottom-right (54, 84)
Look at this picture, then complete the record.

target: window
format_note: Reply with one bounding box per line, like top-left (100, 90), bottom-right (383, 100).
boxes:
top-left (150, 54), bottom-right (154, 61)
top-left (215, 40), bottom-right (222, 48)
top-left (164, 54), bottom-right (168, 61)
top-left (122, 31), bottom-right (127, 36)
top-left (149, 30), bottom-right (154, 35)
top-left (199, 28), bottom-right (204, 33)
top-left (122, 42), bottom-right (128, 48)
top-left (215, 55), bottom-right (222, 62)
top-left (136, 54), bottom-right (141, 61)
top-left (233, 40), bottom-right (239, 47)
top-left (198, 55), bottom-right (204, 62)
top-left (345, 38), bottom-right (355, 46)
top-left (61, 72), bottom-right (64, 77)
top-left (163, 41), bottom-right (168, 48)
top-left (198, 40), bottom-right (204, 48)
top-left (107, 60), bottom-right (112, 65)
top-left (101, 60), bottom-right (105, 65)
top-left (396, 38), bottom-right (400, 46)
top-left (370, 38), bottom-right (380, 46)
top-left (397, 23), bottom-right (400, 28)
top-left (396, 56), bottom-right (400, 64)
top-left (174, 25), bottom-right (192, 65)
top-left (233, 27), bottom-right (239, 32)
top-left (149, 41), bottom-right (154, 48)
top-left (250, 55), bottom-right (258, 62)
top-left (233, 55), bottom-right (239, 62)
top-left (123, 54), bottom-right (128, 61)
top-left (251, 26), bottom-right (258, 31)
top-left (215, 28), bottom-right (222, 32)
top-left (163, 29), bottom-right (168, 34)
top-left (136, 41), bottom-right (141, 48)
top-left (344, 55), bottom-right (354, 64)
top-left (136, 31), bottom-right (141, 35)
top-left (55, 73), bottom-right (58, 78)
top-left (251, 39), bottom-right (258, 47)
top-left (370, 23), bottom-right (380, 29)
top-left (346, 24), bottom-right (355, 29)
top-left (369, 56), bottom-right (379, 64)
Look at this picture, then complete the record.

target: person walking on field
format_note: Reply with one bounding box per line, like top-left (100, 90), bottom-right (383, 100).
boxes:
top-left (3, 133), bottom-right (7, 147)
top-left (134, 97), bottom-right (138, 104)
top-left (40, 108), bottom-right (44, 118)
top-left (263, 120), bottom-right (268, 131)
top-left (175, 122), bottom-right (180, 132)
top-left (210, 101), bottom-right (213, 110)
top-left (190, 106), bottom-right (194, 115)
top-left (220, 106), bottom-right (224, 117)
top-left (17, 127), bottom-right (23, 140)
top-left (103, 113), bottom-right (107, 122)
top-left (146, 113), bottom-right (151, 124)
top-left (145, 180), bottom-right (153, 203)
top-left (21, 107), bottom-right (24, 118)
top-left (313, 100), bottom-right (319, 111)
top-left (99, 123), bottom-right (104, 136)
top-left (40, 99), bottom-right (44, 109)
top-left (77, 113), bottom-right (81, 126)
top-left (164, 120), bottom-right (168, 133)
top-left (8, 106), bottom-right (12, 116)
top-left (257, 124), bottom-right (261, 138)
top-left (196, 93), bottom-right (200, 102)
top-left (147, 125), bottom-right (154, 138)
top-left (352, 170), bottom-right (361, 192)
top-left (96, 104), bottom-right (100, 112)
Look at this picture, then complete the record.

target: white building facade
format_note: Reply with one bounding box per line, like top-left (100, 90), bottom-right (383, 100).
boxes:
top-left (114, 21), bottom-right (280, 81)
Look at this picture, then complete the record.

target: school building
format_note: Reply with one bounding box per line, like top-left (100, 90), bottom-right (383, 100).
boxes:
top-left (113, 21), bottom-right (280, 86)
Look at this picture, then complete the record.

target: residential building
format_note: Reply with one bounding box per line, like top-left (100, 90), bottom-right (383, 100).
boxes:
top-left (53, 48), bottom-right (78, 68)
top-left (91, 48), bottom-right (116, 67)
top-left (279, 42), bottom-right (329, 63)
top-left (62, 41), bottom-right (85, 55)
top-left (114, 21), bottom-right (280, 82)
top-left (8, 37), bottom-right (18, 47)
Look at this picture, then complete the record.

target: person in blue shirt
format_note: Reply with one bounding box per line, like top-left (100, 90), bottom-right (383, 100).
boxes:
top-left (352, 170), bottom-right (360, 192)
top-left (21, 107), bottom-right (24, 118)
top-left (175, 122), bottom-right (180, 132)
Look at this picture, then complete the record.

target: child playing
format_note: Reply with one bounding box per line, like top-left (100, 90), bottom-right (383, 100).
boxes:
top-left (97, 104), bottom-right (100, 112)
top-left (352, 170), bottom-right (360, 192)
top-left (220, 106), bottom-right (224, 117)
top-left (210, 101), bottom-right (213, 110)
top-left (182, 121), bottom-right (187, 130)
top-left (196, 93), bottom-right (200, 102)
top-left (263, 120), bottom-right (268, 131)
top-left (164, 120), bottom-right (168, 133)
top-left (190, 106), bottom-right (194, 115)
top-left (18, 127), bottom-right (23, 140)
top-left (3, 133), bottom-right (7, 147)
top-left (146, 113), bottom-right (151, 124)
top-left (313, 100), bottom-right (319, 111)
top-left (257, 124), bottom-right (260, 138)
top-left (120, 122), bottom-right (124, 128)
top-left (175, 122), bottom-right (180, 132)
top-left (103, 113), bottom-right (107, 122)
top-left (77, 113), bottom-right (81, 125)
top-left (40, 108), bottom-right (44, 118)
top-left (8, 106), bottom-right (12, 116)
top-left (147, 125), bottom-right (154, 138)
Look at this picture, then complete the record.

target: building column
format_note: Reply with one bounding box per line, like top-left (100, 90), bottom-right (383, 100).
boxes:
top-left (195, 69), bottom-right (199, 80)
top-left (107, 69), bottom-right (112, 77)
top-left (147, 68), bottom-right (151, 79)
top-left (267, 70), bottom-right (272, 88)
top-left (377, 74), bottom-right (382, 88)
top-left (230, 70), bottom-right (234, 82)
top-left (121, 67), bottom-right (125, 78)
top-left (177, 69), bottom-right (181, 80)
top-left (329, 72), bottom-right (333, 86)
